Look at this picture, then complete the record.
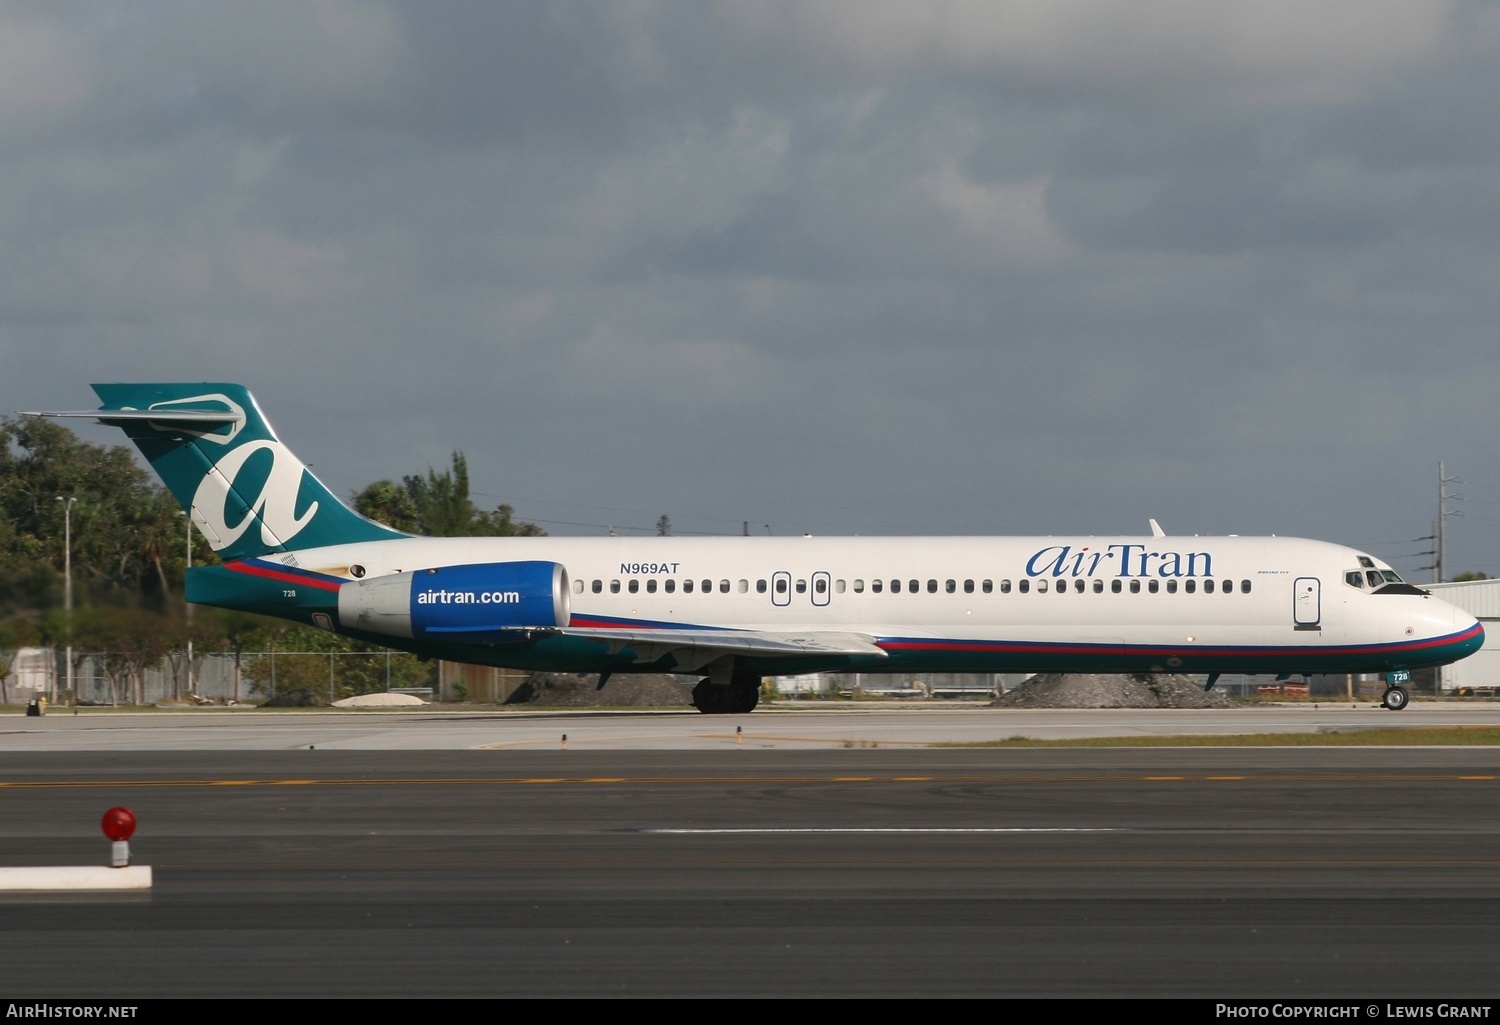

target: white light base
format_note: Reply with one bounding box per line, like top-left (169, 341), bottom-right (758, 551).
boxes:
top-left (0, 866), bottom-right (153, 891)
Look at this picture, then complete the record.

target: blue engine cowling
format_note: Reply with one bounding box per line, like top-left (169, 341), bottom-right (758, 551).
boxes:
top-left (338, 561), bottom-right (570, 642)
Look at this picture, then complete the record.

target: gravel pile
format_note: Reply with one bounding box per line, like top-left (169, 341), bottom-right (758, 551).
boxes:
top-left (506, 672), bottom-right (694, 707)
top-left (992, 673), bottom-right (1237, 709)
top-left (332, 692), bottom-right (428, 708)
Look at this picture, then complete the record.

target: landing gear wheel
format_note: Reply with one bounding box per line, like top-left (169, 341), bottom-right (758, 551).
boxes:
top-left (1382, 686), bottom-right (1410, 711)
top-left (692, 679), bottom-right (761, 714)
top-left (730, 681), bottom-right (759, 714)
top-left (692, 680), bottom-right (730, 714)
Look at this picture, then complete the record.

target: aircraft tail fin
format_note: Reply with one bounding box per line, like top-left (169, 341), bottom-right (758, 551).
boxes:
top-left (40, 384), bottom-right (406, 560)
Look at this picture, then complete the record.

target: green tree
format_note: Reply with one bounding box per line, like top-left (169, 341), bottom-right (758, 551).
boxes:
top-left (0, 416), bottom-right (203, 612)
top-left (66, 606), bottom-right (176, 705)
top-left (243, 624), bottom-right (434, 702)
top-left (352, 479), bottom-right (421, 534)
top-left (353, 451), bottom-right (544, 537)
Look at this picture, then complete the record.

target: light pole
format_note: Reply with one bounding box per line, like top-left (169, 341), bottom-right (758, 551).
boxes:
top-left (56, 496), bottom-right (76, 703)
top-left (184, 511), bottom-right (193, 697)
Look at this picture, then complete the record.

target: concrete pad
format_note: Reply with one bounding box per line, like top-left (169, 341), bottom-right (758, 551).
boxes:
top-left (0, 865), bottom-right (152, 890)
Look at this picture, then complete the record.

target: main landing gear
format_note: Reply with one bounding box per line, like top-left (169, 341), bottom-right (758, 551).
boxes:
top-left (692, 676), bottom-right (760, 714)
top-left (1381, 686), bottom-right (1410, 711)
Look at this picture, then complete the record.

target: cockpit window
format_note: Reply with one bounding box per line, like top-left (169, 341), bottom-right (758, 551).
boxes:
top-left (1358, 556), bottom-right (1375, 568)
top-left (1381, 570), bottom-right (1404, 583)
top-left (1367, 570), bottom-right (1384, 588)
top-left (1346, 571), bottom-right (1365, 588)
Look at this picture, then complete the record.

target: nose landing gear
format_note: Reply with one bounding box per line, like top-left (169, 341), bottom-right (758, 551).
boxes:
top-left (1381, 686), bottom-right (1410, 711)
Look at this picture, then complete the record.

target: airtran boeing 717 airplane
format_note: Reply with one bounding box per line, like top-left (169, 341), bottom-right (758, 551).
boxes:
top-left (30, 384), bottom-right (1483, 713)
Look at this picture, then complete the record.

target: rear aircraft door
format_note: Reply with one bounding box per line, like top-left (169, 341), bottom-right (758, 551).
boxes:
top-left (1293, 577), bottom-right (1321, 627)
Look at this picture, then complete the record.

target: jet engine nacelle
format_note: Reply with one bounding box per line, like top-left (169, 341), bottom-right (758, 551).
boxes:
top-left (338, 561), bottom-right (570, 642)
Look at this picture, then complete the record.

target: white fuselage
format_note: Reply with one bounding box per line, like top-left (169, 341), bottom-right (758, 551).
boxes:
top-left (268, 533), bottom-right (1481, 678)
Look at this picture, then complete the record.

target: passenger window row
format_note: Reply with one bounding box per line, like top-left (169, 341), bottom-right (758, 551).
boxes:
top-left (572, 576), bottom-right (1253, 596)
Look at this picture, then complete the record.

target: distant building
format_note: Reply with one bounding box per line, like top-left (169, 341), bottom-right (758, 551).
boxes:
top-left (1423, 579), bottom-right (1500, 693)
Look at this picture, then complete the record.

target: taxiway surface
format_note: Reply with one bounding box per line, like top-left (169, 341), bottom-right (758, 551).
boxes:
top-left (1, 707), bottom-right (1498, 998)
top-left (4, 700), bottom-right (1500, 751)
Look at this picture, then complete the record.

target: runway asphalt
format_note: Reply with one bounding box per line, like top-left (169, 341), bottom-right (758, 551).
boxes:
top-left (4, 700), bottom-right (1500, 751)
top-left (1, 707), bottom-right (1498, 998)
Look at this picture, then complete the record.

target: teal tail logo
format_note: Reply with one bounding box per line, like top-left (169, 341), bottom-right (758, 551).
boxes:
top-left (91, 383), bottom-right (405, 559)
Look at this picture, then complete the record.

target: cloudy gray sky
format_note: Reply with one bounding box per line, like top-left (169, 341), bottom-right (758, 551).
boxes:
top-left (5, 1), bottom-right (1500, 577)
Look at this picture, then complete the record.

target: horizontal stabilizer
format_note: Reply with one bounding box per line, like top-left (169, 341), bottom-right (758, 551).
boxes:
top-left (24, 408), bottom-right (241, 426)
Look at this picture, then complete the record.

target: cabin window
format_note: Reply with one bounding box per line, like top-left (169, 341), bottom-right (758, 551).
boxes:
top-left (1148, 580), bottom-right (1159, 593)
top-left (1129, 580), bottom-right (1140, 593)
top-left (891, 579), bottom-right (902, 593)
top-left (1093, 579), bottom-right (1103, 593)
top-left (814, 578), bottom-right (827, 594)
top-left (1204, 579), bottom-right (1215, 593)
top-left (795, 579), bottom-right (807, 594)
top-left (719, 579), bottom-right (731, 593)
top-left (963, 579), bottom-right (974, 594)
top-left (1165, 579), bottom-right (1177, 594)
top-left (756, 579), bottom-right (767, 594)
top-left (1018, 579), bottom-right (1029, 593)
top-left (702, 579), bottom-right (712, 593)
top-left (872, 579), bottom-right (883, 593)
top-left (684, 579), bottom-right (695, 593)
top-left (665, 579), bottom-right (676, 594)
top-left (733, 579), bottom-right (745, 593)
top-left (946, 579), bottom-right (956, 594)
top-left (1074, 579), bottom-right (1085, 593)
top-left (592, 579), bottom-right (603, 594)
top-left (853, 579), bottom-right (864, 593)
top-left (1000, 580), bottom-right (1011, 593)
top-left (628, 579), bottom-right (640, 594)
top-left (610, 580), bottom-right (621, 594)
top-left (1037, 579), bottom-right (1049, 593)
top-left (572, 579), bottom-right (583, 594)
top-left (1241, 579), bottom-right (1252, 593)
top-left (1111, 579), bottom-right (1122, 593)
top-left (982, 580), bottom-right (993, 593)
top-left (909, 579), bottom-right (920, 594)
top-left (646, 579), bottom-right (657, 593)
top-left (775, 578), bottom-right (787, 594)
top-left (927, 579), bottom-right (938, 594)
top-left (1185, 579), bottom-right (1196, 594)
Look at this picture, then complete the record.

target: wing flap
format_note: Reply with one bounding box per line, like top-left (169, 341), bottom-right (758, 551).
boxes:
top-left (561, 627), bottom-right (888, 672)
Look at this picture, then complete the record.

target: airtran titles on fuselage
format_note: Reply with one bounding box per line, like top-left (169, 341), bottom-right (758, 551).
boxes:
top-left (1026, 544), bottom-right (1213, 579)
top-left (416, 589), bottom-right (522, 605)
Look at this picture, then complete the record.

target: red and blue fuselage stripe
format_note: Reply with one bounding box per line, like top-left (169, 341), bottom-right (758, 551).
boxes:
top-left (225, 558), bottom-right (342, 593)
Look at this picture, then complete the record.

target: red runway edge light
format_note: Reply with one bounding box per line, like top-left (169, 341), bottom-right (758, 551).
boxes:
top-left (101, 807), bottom-right (136, 842)
top-left (101, 807), bottom-right (136, 867)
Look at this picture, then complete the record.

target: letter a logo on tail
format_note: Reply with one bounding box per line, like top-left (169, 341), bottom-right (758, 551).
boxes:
top-left (70, 383), bottom-right (406, 559)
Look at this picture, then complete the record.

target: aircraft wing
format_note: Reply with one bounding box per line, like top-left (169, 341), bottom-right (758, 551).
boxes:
top-left (559, 627), bottom-right (888, 673)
